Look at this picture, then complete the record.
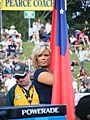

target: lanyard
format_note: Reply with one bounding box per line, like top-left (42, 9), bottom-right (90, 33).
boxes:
top-left (21, 85), bottom-right (34, 104)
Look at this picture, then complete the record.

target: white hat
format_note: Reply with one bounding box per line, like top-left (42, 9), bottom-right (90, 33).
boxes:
top-left (5, 29), bottom-right (9, 33)
top-left (10, 25), bottom-right (15, 29)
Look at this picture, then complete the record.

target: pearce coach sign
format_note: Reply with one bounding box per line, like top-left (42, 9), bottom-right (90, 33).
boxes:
top-left (0, 0), bottom-right (54, 11)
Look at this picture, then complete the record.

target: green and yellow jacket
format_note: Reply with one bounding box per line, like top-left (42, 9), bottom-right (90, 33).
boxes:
top-left (5, 84), bottom-right (39, 106)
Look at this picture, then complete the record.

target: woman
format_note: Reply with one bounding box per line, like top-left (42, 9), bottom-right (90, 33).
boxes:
top-left (32, 42), bottom-right (54, 104)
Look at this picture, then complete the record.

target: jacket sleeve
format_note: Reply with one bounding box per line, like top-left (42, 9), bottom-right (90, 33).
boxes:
top-left (5, 84), bottom-right (16, 106)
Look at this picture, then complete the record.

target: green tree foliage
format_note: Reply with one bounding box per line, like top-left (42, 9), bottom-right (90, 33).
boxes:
top-left (67, 0), bottom-right (90, 30)
top-left (3, 11), bottom-right (28, 41)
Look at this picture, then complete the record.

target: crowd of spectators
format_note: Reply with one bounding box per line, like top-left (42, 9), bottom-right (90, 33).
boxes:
top-left (70, 20), bottom-right (90, 94)
top-left (29, 19), bottom-right (51, 44)
top-left (1, 25), bottom-right (23, 58)
top-left (0, 19), bottom-right (90, 106)
top-left (0, 25), bottom-right (23, 99)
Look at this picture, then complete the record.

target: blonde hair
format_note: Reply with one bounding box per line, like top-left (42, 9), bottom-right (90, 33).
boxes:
top-left (31, 42), bottom-right (51, 70)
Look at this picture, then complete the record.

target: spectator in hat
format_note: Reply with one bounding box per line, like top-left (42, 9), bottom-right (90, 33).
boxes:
top-left (8, 25), bottom-right (18, 40)
top-left (9, 25), bottom-right (16, 34)
top-left (4, 68), bottom-right (16, 93)
top-left (75, 95), bottom-right (90, 120)
top-left (5, 62), bottom-right (39, 106)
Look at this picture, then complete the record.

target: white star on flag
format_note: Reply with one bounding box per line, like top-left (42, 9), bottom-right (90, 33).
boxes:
top-left (60, 8), bottom-right (64, 14)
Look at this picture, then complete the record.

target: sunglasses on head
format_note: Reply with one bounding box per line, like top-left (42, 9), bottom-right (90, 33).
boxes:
top-left (15, 73), bottom-right (27, 80)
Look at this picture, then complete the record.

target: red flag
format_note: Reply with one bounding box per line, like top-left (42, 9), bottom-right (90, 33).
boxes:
top-left (50, 1), bottom-right (75, 120)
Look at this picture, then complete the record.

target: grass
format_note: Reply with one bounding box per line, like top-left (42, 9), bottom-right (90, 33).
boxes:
top-left (70, 51), bottom-right (90, 79)
top-left (20, 42), bottom-right (90, 79)
top-left (19, 42), bottom-right (35, 61)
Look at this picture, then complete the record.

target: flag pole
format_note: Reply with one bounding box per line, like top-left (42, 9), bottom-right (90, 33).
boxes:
top-left (65, 0), bottom-right (67, 11)
top-left (50, 0), bottom-right (75, 120)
